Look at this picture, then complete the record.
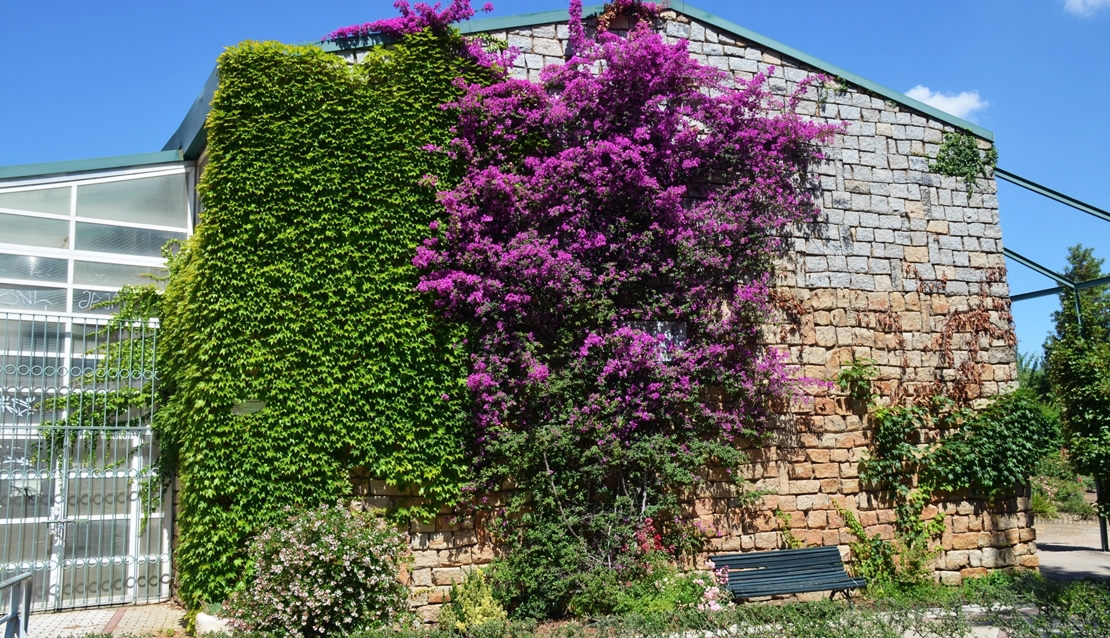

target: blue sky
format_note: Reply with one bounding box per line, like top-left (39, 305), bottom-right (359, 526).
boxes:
top-left (2, 1), bottom-right (1107, 354)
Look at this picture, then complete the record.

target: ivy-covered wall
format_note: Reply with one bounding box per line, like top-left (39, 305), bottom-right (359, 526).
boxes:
top-left (157, 33), bottom-right (488, 607)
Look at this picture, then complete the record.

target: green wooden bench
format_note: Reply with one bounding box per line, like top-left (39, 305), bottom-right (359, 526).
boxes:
top-left (711, 546), bottom-right (867, 602)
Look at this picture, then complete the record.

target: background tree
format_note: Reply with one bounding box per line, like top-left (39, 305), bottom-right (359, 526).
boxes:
top-left (1044, 244), bottom-right (1110, 517)
top-left (1045, 244), bottom-right (1110, 350)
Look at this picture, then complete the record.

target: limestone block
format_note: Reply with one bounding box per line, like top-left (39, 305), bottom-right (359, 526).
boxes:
top-left (432, 567), bottom-right (466, 586)
top-left (789, 480), bottom-right (822, 495)
top-left (418, 604), bottom-right (443, 623)
top-left (195, 613), bottom-right (232, 637)
top-left (533, 38), bottom-right (563, 56)
top-left (755, 532), bottom-right (779, 549)
top-left (413, 550), bottom-right (440, 569)
top-left (981, 547), bottom-right (999, 568)
top-left (939, 571), bottom-right (962, 586)
top-left (945, 550), bottom-right (972, 568)
top-left (796, 493), bottom-right (830, 510)
top-left (412, 568), bottom-right (433, 587)
top-left (507, 34), bottom-right (532, 52)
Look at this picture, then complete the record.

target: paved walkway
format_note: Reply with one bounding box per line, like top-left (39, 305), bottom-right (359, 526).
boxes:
top-left (28, 602), bottom-right (184, 638)
top-left (1036, 519), bottom-right (1110, 581)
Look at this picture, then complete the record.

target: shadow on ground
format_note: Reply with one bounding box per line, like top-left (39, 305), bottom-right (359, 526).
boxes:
top-left (1035, 520), bottom-right (1110, 581)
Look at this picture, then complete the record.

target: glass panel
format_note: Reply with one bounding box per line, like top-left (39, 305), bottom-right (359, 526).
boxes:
top-left (0, 436), bottom-right (56, 520)
top-left (0, 390), bottom-right (60, 426)
top-left (76, 175), bottom-right (188, 228)
top-left (64, 519), bottom-right (129, 563)
top-left (0, 254), bottom-right (68, 283)
top-left (74, 223), bottom-right (183, 258)
top-left (59, 563), bottom-right (128, 608)
top-left (73, 261), bottom-right (166, 288)
top-left (0, 285), bottom-right (67, 313)
top-left (0, 213), bottom-right (70, 249)
top-left (67, 479), bottom-right (132, 517)
top-left (0, 187), bottom-right (70, 216)
top-left (0, 318), bottom-right (67, 353)
top-left (72, 289), bottom-right (118, 315)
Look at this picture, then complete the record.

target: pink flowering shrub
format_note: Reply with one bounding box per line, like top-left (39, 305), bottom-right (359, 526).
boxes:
top-left (326, 0), bottom-right (493, 41)
top-left (225, 504), bottom-right (410, 637)
top-left (414, 4), bottom-right (837, 617)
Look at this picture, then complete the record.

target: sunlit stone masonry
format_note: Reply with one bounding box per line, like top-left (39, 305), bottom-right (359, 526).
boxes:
top-left (338, 4), bottom-right (1024, 622)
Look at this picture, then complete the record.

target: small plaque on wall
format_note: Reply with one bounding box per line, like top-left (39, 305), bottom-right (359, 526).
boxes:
top-left (231, 400), bottom-right (267, 415)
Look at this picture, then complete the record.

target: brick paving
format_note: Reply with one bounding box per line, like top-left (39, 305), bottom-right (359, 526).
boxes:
top-left (28, 602), bottom-right (185, 638)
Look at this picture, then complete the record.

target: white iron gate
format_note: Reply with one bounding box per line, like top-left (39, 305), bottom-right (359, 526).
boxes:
top-left (0, 313), bottom-right (171, 610)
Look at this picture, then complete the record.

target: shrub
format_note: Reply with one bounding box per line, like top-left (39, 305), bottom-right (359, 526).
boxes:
top-left (564, 552), bottom-right (730, 618)
top-left (439, 569), bottom-right (508, 631)
top-left (983, 574), bottom-right (1110, 638)
top-left (225, 504), bottom-right (410, 637)
top-left (417, 2), bottom-right (837, 616)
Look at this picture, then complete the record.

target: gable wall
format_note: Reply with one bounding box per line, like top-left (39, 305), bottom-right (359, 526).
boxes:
top-left (337, 10), bottom-right (1030, 622)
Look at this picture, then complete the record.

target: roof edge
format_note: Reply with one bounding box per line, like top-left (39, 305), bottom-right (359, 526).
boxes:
top-left (164, 1), bottom-right (993, 156)
top-left (163, 66), bottom-right (219, 160)
top-left (0, 150), bottom-right (185, 182)
top-left (455, 4), bottom-right (604, 34)
top-left (666, 2), bottom-right (993, 141)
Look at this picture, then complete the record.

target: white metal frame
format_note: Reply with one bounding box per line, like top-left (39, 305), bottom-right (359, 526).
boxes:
top-left (0, 164), bottom-right (192, 321)
top-left (0, 162), bottom-right (187, 610)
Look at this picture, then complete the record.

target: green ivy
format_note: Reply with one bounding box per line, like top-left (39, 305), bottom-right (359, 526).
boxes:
top-left (929, 131), bottom-right (998, 193)
top-left (154, 33), bottom-right (492, 608)
top-left (835, 360), bottom-right (1057, 585)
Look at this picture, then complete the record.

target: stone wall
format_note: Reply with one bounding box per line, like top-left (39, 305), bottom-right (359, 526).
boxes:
top-left (340, 8), bottom-right (1032, 622)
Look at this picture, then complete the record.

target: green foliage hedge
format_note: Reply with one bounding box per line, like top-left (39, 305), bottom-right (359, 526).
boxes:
top-left (156, 33), bottom-right (489, 607)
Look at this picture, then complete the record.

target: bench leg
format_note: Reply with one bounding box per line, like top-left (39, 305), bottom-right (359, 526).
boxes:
top-left (829, 589), bottom-right (855, 608)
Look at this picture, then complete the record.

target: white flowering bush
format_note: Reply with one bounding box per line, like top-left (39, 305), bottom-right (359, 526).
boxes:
top-left (226, 504), bottom-right (410, 637)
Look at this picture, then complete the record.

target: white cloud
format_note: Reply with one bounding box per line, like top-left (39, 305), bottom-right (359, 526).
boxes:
top-left (905, 85), bottom-right (988, 121)
top-left (1063, 0), bottom-right (1110, 17)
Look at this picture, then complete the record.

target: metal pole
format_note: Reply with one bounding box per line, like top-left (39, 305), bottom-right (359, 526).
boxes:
top-left (1098, 479), bottom-right (1109, 553)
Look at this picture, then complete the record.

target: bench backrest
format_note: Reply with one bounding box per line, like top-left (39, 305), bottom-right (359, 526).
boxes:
top-left (712, 546), bottom-right (861, 598)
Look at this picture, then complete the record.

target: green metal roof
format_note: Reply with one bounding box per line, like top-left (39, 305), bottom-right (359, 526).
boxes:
top-left (0, 150), bottom-right (185, 182)
top-left (164, 1), bottom-right (993, 158)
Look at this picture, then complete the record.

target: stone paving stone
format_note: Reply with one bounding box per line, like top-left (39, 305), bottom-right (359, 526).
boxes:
top-left (28, 602), bottom-right (185, 638)
top-left (28, 607), bottom-right (116, 638)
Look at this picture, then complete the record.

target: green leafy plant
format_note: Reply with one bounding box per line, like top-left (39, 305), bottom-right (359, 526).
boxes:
top-left (838, 353), bottom-right (1056, 587)
top-left (834, 503), bottom-right (897, 585)
top-left (225, 504), bottom-right (410, 637)
top-left (983, 574), bottom-right (1110, 638)
top-left (774, 508), bottom-right (804, 549)
top-left (1032, 450), bottom-right (1097, 519)
top-left (1042, 244), bottom-right (1110, 518)
top-left (855, 390), bottom-right (1054, 584)
top-left (565, 553), bottom-right (729, 618)
top-left (928, 131), bottom-right (998, 193)
top-left (835, 357), bottom-right (879, 404)
top-left (439, 569), bottom-right (508, 632)
top-left (154, 30), bottom-right (498, 609)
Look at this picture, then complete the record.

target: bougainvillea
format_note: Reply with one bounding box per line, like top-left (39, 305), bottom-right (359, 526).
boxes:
top-left (415, 6), bottom-right (837, 616)
top-left (596, 0), bottom-right (661, 34)
top-left (325, 0), bottom-right (493, 41)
